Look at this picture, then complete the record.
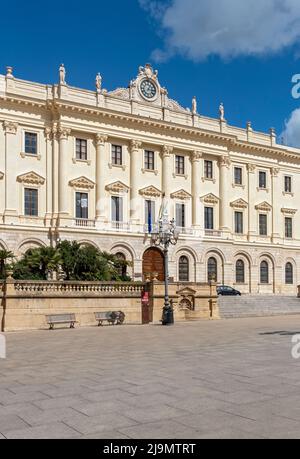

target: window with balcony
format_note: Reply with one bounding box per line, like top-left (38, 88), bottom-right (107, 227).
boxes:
top-left (176, 203), bottom-right (185, 228)
top-left (175, 155), bottom-right (185, 175)
top-left (76, 138), bottom-right (87, 161)
top-left (25, 132), bottom-right (37, 155)
top-left (24, 188), bottom-right (38, 216)
top-left (285, 217), bottom-right (293, 239)
top-left (205, 207), bottom-right (214, 230)
top-left (76, 192), bottom-right (88, 219)
top-left (234, 212), bottom-right (243, 234)
top-left (144, 150), bottom-right (155, 171)
top-left (111, 196), bottom-right (123, 225)
top-left (259, 214), bottom-right (267, 236)
top-left (112, 145), bottom-right (122, 166)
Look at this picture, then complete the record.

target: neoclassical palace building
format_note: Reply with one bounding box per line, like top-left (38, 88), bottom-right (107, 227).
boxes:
top-left (0, 63), bottom-right (299, 294)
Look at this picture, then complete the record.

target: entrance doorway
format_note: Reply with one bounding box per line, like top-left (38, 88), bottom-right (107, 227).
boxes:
top-left (142, 248), bottom-right (165, 281)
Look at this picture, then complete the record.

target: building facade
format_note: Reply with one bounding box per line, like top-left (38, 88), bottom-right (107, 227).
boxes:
top-left (0, 63), bottom-right (299, 294)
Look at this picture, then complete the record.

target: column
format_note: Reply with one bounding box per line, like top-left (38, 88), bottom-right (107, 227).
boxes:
top-left (129, 139), bottom-right (142, 224)
top-left (191, 150), bottom-right (202, 228)
top-left (247, 164), bottom-right (256, 240)
top-left (3, 121), bottom-right (18, 223)
top-left (95, 133), bottom-right (108, 225)
top-left (271, 167), bottom-right (281, 243)
top-left (219, 155), bottom-right (231, 233)
top-left (44, 128), bottom-right (52, 225)
top-left (161, 145), bottom-right (173, 218)
top-left (58, 126), bottom-right (71, 221)
top-left (52, 124), bottom-right (59, 219)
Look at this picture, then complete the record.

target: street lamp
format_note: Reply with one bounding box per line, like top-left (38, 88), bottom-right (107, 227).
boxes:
top-left (151, 215), bottom-right (180, 325)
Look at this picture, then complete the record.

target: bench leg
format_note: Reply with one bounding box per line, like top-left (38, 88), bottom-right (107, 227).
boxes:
top-left (49, 324), bottom-right (54, 330)
top-left (70, 322), bottom-right (75, 329)
top-left (98, 321), bottom-right (103, 326)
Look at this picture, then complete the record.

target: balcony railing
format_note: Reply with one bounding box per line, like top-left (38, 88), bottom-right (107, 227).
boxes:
top-left (110, 221), bottom-right (131, 232)
top-left (74, 218), bottom-right (96, 228)
top-left (205, 229), bottom-right (222, 237)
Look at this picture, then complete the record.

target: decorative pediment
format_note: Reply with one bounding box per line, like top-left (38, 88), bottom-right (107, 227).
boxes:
top-left (0, 172), bottom-right (4, 180)
top-left (171, 189), bottom-right (192, 201)
top-left (201, 193), bottom-right (219, 205)
top-left (105, 181), bottom-right (129, 194)
top-left (281, 208), bottom-right (297, 216)
top-left (177, 287), bottom-right (196, 296)
top-left (69, 176), bottom-right (95, 190)
top-left (17, 171), bottom-right (45, 186)
top-left (230, 199), bottom-right (248, 209)
top-left (139, 186), bottom-right (162, 198)
top-left (255, 201), bottom-right (272, 212)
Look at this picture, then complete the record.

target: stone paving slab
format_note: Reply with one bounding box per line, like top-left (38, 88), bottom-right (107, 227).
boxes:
top-left (1, 315), bottom-right (300, 439)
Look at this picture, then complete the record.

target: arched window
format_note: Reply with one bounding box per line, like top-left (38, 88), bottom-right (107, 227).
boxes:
top-left (285, 262), bottom-right (293, 285)
top-left (179, 256), bottom-right (189, 282)
top-left (115, 252), bottom-right (127, 278)
top-left (236, 260), bottom-right (245, 284)
top-left (208, 257), bottom-right (217, 282)
top-left (260, 261), bottom-right (269, 284)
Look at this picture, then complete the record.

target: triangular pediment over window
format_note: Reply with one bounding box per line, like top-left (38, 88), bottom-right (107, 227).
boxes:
top-left (69, 176), bottom-right (95, 190)
top-left (281, 208), bottom-right (297, 216)
top-left (139, 186), bottom-right (162, 198)
top-left (105, 181), bottom-right (129, 194)
top-left (177, 287), bottom-right (196, 296)
top-left (230, 198), bottom-right (248, 209)
top-left (255, 201), bottom-right (272, 212)
top-left (171, 189), bottom-right (192, 200)
top-left (17, 171), bottom-right (45, 186)
top-left (201, 193), bottom-right (219, 205)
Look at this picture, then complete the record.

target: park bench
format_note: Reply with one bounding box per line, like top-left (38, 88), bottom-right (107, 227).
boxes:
top-left (95, 311), bottom-right (125, 326)
top-left (46, 313), bottom-right (77, 330)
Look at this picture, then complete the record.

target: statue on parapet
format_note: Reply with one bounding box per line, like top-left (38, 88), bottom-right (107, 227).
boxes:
top-left (219, 102), bottom-right (225, 121)
top-left (96, 73), bottom-right (102, 93)
top-left (192, 96), bottom-right (197, 115)
top-left (59, 64), bottom-right (66, 85)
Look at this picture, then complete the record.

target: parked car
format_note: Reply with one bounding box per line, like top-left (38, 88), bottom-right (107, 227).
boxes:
top-left (217, 285), bottom-right (241, 296)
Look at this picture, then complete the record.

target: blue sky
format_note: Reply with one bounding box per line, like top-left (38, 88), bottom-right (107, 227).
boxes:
top-left (2, 0), bottom-right (300, 145)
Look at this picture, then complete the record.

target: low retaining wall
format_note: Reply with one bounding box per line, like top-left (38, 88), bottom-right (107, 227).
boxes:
top-left (0, 280), bottom-right (145, 331)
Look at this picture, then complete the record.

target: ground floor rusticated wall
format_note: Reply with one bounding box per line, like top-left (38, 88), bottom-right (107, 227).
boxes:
top-left (0, 279), bottom-right (218, 332)
top-left (0, 226), bottom-right (299, 296)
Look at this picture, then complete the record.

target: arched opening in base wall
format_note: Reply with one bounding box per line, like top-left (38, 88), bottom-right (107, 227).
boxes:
top-left (142, 248), bottom-right (165, 281)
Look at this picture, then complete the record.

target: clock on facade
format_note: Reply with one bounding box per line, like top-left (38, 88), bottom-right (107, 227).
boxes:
top-left (140, 79), bottom-right (157, 99)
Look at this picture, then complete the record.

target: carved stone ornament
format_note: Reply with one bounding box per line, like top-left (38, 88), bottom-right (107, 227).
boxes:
top-left (171, 189), bottom-right (192, 201)
top-left (95, 133), bottom-right (108, 146)
top-left (3, 121), bottom-right (18, 134)
top-left (105, 181), bottom-right (129, 194)
top-left (281, 208), bottom-right (297, 216)
top-left (201, 193), bottom-right (220, 205)
top-left (17, 171), bottom-right (45, 186)
top-left (58, 126), bottom-right (71, 140)
top-left (230, 199), bottom-right (248, 209)
top-left (69, 176), bottom-right (95, 190)
top-left (191, 150), bottom-right (202, 162)
top-left (271, 167), bottom-right (280, 177)
top-left (247, 163), bottom-right (256, 173)
top-left (161, 145), bottom-right (174, 157)
top-left (219, 155), bottom-right (231, 168)
top-left (255, 201), bottom-right (272, 212)
top-left (139, 186), bottom-right (162, 199)
top-left (130, 140), bottom-right (142, 151)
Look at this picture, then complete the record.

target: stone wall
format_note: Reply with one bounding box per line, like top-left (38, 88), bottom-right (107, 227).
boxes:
top-left (0, 279), bottom-right (219, 332)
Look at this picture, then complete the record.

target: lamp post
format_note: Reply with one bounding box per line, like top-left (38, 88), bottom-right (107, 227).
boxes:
top-left (151, 215), bottom-right (179, 325)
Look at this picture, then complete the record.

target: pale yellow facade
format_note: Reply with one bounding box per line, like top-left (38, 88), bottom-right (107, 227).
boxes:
top-left (0, 63), bottom-right (299, 295)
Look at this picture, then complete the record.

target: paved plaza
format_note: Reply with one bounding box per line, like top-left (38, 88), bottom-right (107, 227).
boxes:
top-left (1, 316), bottom-right (300, 439)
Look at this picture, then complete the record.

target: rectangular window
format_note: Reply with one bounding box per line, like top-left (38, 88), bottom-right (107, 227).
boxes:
top-left (176, 203), bottom-right (185, 228)
top-left (259, 171), bottom-right (267, 189)
top-left (145, 200), bottom-right (155, 228)
top-left (205, 207), bottom-right (214, 230)
top-left (24, 188), bottom-right (38, 216)
top-left (76, 138), bottom-right (87, 161)
top-left (175, 155), bottom-right (185, 175)
top-left (234, 167), bottom-right (242, 185)
top-left (144, 150), bottom-right (155, 170)
top-left (112, 145), bottom-right (122, 166)
top-left (235, 212), bottom-right (243, 234)
top-left (204, 160), bottom-right (213, 179)
top-left (111, 196), bottom-right (123, 223)
top-left (285, 217), bottom-right (293, 239)
top-left (25, 132), bottom-right (37, 155)
top-left (76, 192), bottom-right (88, 219)
top-left (284, 176), bottom-right (292, 193)
top-left (259, 214), bottom-right (267, 236)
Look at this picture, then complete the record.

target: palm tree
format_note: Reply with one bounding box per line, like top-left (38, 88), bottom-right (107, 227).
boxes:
top-left (26, 247), bottom-right (62, 280)
top-left (0, 250), bottom-right (15, 279)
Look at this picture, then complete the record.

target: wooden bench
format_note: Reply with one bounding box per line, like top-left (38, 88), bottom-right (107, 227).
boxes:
top-left (95, 311), bottom-right (125, 326)
top-left (46, 313), bottom-right (77, 330)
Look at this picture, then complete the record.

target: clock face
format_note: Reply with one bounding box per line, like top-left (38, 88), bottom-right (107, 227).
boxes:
top-left (140, 79), bottom-right (157, 99)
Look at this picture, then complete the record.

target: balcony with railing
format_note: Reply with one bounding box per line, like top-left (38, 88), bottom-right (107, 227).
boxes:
top-left (73, 218), bottom-right (96, 228)
top-left (205, 229), bottom-right (222, 237)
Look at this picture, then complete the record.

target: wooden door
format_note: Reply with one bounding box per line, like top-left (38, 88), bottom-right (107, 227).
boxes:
top-left (142, 248), bottom-right (165, 281)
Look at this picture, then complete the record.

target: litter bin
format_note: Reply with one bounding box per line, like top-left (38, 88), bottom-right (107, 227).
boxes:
top-left (162, 304), bottom-right (174, 326)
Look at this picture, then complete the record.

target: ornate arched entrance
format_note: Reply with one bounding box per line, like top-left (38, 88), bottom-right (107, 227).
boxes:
top-left (142, 248), bottom-right (165, 281)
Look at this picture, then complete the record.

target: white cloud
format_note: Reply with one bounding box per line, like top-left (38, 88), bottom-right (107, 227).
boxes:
top-left (281, 108), bottom-right (300, 147)
top-left (140, 0), bottom-right (300, 61)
